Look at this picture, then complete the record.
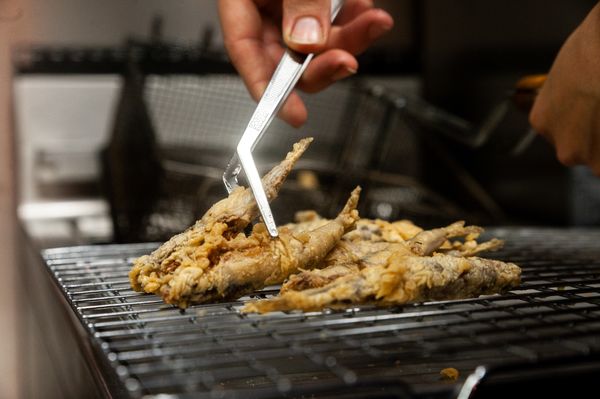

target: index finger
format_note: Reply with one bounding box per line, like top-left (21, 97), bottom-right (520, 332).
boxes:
top-left (218, 0), bottom-right (282, 102)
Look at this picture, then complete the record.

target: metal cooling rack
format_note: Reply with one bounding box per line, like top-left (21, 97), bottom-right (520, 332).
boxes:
top-left (42, 228), bottom-right (600, 398)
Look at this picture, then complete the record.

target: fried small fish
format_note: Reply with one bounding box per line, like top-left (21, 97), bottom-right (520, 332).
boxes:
top-left (243, 253), bottom-right (521, 313)
top-left (130, 138), bottom-right (362, 308)
top-left (279, 221), bottom-right (504, 294)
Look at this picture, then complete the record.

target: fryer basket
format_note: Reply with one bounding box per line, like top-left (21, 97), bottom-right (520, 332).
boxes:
top-left (104, 71), bottom-right (486, 243)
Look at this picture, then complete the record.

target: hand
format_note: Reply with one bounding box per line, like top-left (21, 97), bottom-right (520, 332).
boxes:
top-left (529, 3), bottom-right (600, 176)
top-left (218, 0), bottom-right (394, 127)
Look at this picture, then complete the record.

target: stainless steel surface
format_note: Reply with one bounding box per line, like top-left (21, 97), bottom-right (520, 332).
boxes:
top-left (42, 228), bottom-right (600, 398)
top-left (223, 0), bottom-right (345, 237)
top-left (13, 75), bottom-right (118, 247)
top-left (0, 32), bottom-right (19, 399)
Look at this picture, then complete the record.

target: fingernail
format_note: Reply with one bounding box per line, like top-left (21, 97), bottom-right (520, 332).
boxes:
top-left (290, 16), bottom-right (323, 44)
top-left (332, 66), bottom-right (357, 81)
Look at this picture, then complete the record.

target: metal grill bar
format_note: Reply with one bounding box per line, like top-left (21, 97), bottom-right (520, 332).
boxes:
top-left (42, 228), bottom-right (600, 398)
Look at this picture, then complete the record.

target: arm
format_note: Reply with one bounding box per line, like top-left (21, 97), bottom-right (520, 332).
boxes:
top-left (529, 3), bottom-right (600, 176)
top-left (218, 0), bottom-right (394, 127)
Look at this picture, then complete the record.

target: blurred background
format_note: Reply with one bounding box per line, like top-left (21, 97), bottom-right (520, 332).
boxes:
top-left (2, 0), bottom-right (600, 397)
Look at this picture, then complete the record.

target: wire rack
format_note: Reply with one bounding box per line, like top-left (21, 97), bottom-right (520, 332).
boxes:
top-left (42, 228), bottom-right (600, 398)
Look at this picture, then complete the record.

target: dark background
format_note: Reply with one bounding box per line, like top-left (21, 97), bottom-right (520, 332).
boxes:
top-left (367, 0), bottom-right (600, 227)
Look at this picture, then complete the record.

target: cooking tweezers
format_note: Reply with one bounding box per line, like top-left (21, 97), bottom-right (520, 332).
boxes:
top-left (223, 0), bottom-right (345, 238)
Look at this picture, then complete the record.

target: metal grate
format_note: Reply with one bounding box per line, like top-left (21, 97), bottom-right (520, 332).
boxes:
top-left (42, 228), bottom-right (600, 398)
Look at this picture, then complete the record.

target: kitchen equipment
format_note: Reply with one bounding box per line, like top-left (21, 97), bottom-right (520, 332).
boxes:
top-left (509, 74), bottom-right (547, 155)
top-left (512, 74), bottom-right (547, 113)
top-left (391, 74), bottom-right (548, 155)
top-left (223, 0), bottom-right (345, 237)
top-left (40, 227), bottom-right (600, 398)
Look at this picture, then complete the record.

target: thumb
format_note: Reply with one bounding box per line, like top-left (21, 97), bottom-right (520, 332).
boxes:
top-left (283, 0), bottom-right (331, 54)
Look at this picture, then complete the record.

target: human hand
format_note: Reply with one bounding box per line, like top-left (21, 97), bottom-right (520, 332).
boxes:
top-left (529, 3), bottom-right (600, 176)
top-left (218, 0), bottom-right (394, 127)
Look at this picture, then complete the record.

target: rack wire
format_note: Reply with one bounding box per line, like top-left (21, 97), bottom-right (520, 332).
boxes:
top-left (42, 228), bottom-right (600, 398)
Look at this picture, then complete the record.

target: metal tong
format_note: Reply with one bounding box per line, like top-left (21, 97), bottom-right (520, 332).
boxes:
top-left (223, 0), bottom-right (345, 238)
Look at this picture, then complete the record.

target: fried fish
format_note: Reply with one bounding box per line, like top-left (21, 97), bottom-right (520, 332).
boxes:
top-left (279, 221), bottom-right (504, 293)
top-left (243, 253), bottom-right (521, 313)
top-left (129, 138), bottom-right (361, 308)
top-left (243, 221), bottom-right (518, 313)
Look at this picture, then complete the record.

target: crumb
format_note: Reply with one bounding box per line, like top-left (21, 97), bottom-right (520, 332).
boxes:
top-left (440, 367), bottom-right (459, 381)
top-left (297, 170), bottom-right (319, 190)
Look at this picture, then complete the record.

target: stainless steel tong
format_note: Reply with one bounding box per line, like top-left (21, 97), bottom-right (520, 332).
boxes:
top-left (223, 0), bottom-right (345, 238)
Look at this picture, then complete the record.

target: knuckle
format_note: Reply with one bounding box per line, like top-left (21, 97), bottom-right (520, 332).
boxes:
top-left (556, 147), bottom-right (581, 167)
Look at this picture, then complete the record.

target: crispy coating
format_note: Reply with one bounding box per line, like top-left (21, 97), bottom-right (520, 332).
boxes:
top-left (279, 221), bottom-right (504, 294)
top-left (130, 139), bottom-right (361, 308)
top-left (129, 137), bottom-right (517, 313)
top-left (286, 215), bottom-right (423, 243)
top-left (440, 368), bottom-right (460, 381)
top-left (344, 219), bottom-right (423, 243)
top-left (280, 241), bottom-right (409, 293)
top-left (279, 218), bottom-right (423, 292)
top-left (407, 221), bottom-right (482, 256)
top-left (243, 253), bottom-right (521, 313)
top-left (158, 187), bottom-right (360, 307)
top-left (130, 138), bottom-right (313, 292)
